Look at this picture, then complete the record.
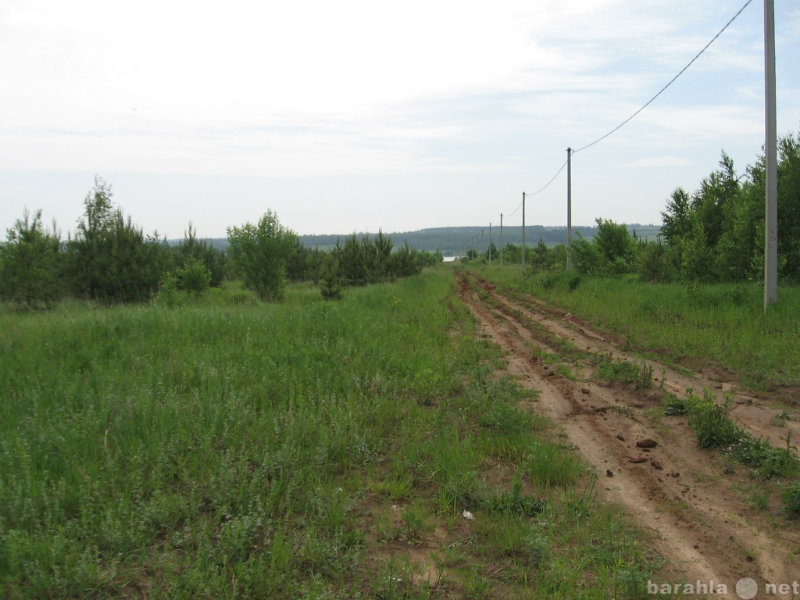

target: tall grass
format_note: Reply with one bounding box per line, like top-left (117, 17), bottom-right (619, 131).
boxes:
top-left (0, 268), bottom-right (662, 598)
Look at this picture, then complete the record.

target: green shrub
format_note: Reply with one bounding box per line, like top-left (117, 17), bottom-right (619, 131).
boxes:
top-left (156, 271), bottom-right (183, 307)
top-left (783, 483), bottom-right (800, 518)
top-left (663, 394), bottom-right (688, 416)
top-left (686, 393), bottom-right (741, 449)
top-left (596, 357), bottom-right (653, 389)
top-left (729, 436), bottom-right (798, 479)
top-left (177, 257), bottom-right (211, 297)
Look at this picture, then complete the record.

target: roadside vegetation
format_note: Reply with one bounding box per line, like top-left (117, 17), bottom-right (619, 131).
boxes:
top-left (459, 130), bottom-right (800, 389)
top-left (464, 129), bottom-right (800, 287)
top-left (514, 272), bottom-right (800, 388)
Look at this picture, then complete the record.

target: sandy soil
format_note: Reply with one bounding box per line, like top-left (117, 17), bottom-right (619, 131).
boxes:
top-left (456, 269), bottom-right (800, 599)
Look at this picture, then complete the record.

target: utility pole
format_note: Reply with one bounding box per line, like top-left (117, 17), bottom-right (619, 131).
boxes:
top-left (764, 0), bottom-right (778, 309)
top-left (521, 192), bottom-right (526, 268)
top-left (500, 213), bottom-right (504, 266)
top-left (566, 147), bottom-right (573, 270)
top-left (489, 222), bottom-right (492, 264)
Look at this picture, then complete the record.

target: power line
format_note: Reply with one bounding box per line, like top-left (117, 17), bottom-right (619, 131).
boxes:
top-left (504, 200), bottom-right (523, 218)
top-left (573, 0), bottom-right (754, 154)
top-left (500, 158), bottom-right (566, 221)
top-left (528, 159), bottom-right (568, 196)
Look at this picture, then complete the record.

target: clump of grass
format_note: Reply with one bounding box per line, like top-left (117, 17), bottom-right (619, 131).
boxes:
top-left (783, 483), bottom-right (800, 519)
top-left (596, 357), bottom-right (653, 389)
top-left (771, 411), bottom-right (790, 427)
top-left (479, 477), bottom-right (546, 518)
top-left (686, 392), bottom-right (741, 449)
top-left (663, 394), bottom-right (688, 416)
top-left (671, 390), bottom-right (799, 481)
top-left (729, 434), bottom-right (798, 480)
top-left (748, 486), bottom-right (769, 510)
top-left (478, 402), bottom-right (533, 435)
top-left (525, 441), bottom-right (585, 489)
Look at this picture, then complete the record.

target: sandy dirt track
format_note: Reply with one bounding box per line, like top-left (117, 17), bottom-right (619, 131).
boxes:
top-left (456, 269), bottom-right (800, 598)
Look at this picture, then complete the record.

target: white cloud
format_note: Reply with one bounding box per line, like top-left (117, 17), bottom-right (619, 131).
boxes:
top-left (0, 0), bottom-right (798, 236)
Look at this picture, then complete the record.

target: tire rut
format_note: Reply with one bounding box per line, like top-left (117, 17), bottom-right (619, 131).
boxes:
top-left (456, 269), bottom-right (800, 596)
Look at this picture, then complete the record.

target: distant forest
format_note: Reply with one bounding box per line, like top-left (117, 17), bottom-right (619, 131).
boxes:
top-left (2, 129), bottom-right (799, 309)
top-left (200, 224), bottom-right (664, 257)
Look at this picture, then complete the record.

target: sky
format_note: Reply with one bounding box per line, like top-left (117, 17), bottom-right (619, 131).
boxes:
top-left (1, 0), bottom-right (799, 239)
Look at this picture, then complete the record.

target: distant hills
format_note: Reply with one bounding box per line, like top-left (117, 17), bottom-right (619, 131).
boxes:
top-left (202, 224), bottom-right (662, 257)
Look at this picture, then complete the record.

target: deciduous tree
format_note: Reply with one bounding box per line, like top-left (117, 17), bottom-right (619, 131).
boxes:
top-left (226, 210), bottom-right (298, 301)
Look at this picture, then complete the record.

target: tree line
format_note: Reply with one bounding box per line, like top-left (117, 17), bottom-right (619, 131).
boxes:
top-left (571, 130), bottom-right (800, 283)
top-left (468, 129), bottom-right (800, 284)
top-left (0, 178), bottom-right (441, 309)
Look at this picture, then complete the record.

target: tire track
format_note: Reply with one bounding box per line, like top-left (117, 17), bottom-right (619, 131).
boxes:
top-left (457, 269), bottom-right (800, 596)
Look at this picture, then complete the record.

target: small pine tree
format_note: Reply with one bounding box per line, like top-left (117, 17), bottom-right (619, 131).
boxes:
top-left (320, 255), bottom-right (342, 300)
top-left (0, 209), bottom-right (63, 308)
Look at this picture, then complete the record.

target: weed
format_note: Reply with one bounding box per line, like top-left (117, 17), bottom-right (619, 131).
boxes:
top-left (729, 436), bottom-right (798, 479)
top-left (596, 357), bottom-right (653, 389)
top-left (478, 402), bottom-right (533, 435)
top-left (686, 392), bottom-right (740, 449)
top-left (401, 503), bottom-right (430, 542)
top-left (525, 441), bottom-right (585, 488)
top-left (784, 483), bottom-right (800, 519)
top-left (771, 411), bottom-right (790, 427)
top-left (481, 477), bottom-right (546, 517)
top-left (748, 487), bottom-right (769, 510)
top-left (678, 391), bottom-right (800, 480)
top-left (663, 394), bottom-right (688, 416)
top-left (556, 364), bottom-right (575, 380)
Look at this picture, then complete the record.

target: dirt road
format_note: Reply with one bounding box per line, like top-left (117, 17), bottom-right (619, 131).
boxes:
top-left (457, 269), bottom-right (800, 597)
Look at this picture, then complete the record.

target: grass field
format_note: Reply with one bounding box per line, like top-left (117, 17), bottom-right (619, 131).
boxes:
top-left (0, 269), bottom-right (662, 598)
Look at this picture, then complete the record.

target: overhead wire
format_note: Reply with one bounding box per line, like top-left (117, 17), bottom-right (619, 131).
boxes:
top-left (573, 0), bottom-right (754, 154)
top-left (481, 0), bottom-right (755, 242)
top-left (527, 159), bottom-right (568, 196)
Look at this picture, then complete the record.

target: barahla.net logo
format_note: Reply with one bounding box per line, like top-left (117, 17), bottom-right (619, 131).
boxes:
top-left (648, 577), bottom-right (800, 598)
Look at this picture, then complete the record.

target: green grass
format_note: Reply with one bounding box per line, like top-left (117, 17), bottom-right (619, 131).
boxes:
top-left (662, 389), bottom-right (800, 483)
top-left (0, 267), bottom-right (664, 598)
top-left (476, 264), bottom-right (800, 518)
top-left (474, 264), bottom-right (800, 388)
top-left (596, 357), bottom-right (654, 389)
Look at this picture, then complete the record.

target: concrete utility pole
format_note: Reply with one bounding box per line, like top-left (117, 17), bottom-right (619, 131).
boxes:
top-left (500, 213), bottom-right (504, 266)
top-left (521, 192), bottom-right (526, 268)
top-left (566, 147), bottom-right (573, 270)
top-left (489, 222), bottom-right (492, 264)
top-left (764, 0), bottom-right (778, 309)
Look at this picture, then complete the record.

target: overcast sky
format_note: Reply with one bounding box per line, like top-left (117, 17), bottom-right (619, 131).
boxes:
top-left (1, 0), bottom-right (799, 239)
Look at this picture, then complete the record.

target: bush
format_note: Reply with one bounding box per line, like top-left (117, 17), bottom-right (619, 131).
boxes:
top-left (686, 393), bottom-right (741, 449)
top-left (784, 483), bottom-right (800, 518)
top-left (227, 211), bottom-right (298, 301)
top-left (156, 272), bottom-right (183, 307)
top-left (177, 257), bottom-right (211, 297)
